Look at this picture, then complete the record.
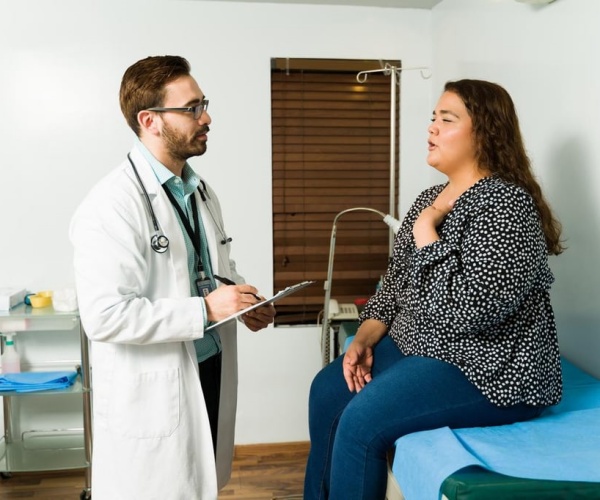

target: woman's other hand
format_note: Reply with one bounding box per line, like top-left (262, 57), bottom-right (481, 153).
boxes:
top-left (343, 340), bottom-right (374, 393)
top-left (342, 319), bottom-right (387, 392)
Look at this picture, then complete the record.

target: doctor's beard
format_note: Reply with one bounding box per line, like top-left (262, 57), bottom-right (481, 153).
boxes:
top-left (162, 122), bottom-right (209, 163)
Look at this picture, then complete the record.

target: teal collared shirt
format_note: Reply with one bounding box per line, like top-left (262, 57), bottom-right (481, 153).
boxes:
top-left (136, 140), bottom-right (221, 363)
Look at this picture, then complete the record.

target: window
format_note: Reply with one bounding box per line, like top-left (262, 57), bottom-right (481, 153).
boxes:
top-left (271, 58), bottom-right (400, 326)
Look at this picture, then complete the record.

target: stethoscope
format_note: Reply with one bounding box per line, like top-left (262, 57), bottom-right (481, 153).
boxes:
top-left (127, 154), bottom-right (232, 254)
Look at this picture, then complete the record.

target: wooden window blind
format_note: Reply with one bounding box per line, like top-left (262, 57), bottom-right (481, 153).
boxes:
top-left (271, 58), bottom-right (400, 326)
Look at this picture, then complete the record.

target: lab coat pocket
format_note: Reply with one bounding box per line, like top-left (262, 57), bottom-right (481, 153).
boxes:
top-left (110, 368), bottom-right (181, 438)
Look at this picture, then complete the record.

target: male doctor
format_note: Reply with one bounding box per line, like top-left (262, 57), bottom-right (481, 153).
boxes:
top-left (70, 55), bottom-right (275, 499)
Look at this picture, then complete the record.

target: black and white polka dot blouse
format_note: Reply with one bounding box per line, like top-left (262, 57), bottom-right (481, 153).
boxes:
top-left (360, 176), bottom-right (562, 407)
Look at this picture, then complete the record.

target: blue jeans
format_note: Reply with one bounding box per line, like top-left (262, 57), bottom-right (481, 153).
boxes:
top-left (303, 335), bottom-right (543, 500)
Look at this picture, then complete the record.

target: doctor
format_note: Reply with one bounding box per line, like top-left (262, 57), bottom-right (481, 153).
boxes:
top-left (70, 55), bottom-right (275, 499)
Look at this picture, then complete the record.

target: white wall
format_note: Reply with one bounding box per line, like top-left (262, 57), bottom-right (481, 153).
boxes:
top-left (3, 0), bottom-right (598, 447)
top-left (0, 0), bottom-right (433, 444)
top-left (432, 0), bottom-right (600, 377)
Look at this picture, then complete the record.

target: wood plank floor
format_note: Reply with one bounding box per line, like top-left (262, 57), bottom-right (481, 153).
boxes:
top-left (0, 442), bottom-right (308, 499)
top-left (220, 442), bottom-right (308, 500)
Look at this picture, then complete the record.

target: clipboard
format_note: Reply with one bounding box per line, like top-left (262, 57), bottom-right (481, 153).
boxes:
top-left (205, 280), bottom-right (315, 332)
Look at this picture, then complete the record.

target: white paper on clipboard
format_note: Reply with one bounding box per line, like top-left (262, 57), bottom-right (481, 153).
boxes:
top-left (205, 280), bottom-right (315, 332)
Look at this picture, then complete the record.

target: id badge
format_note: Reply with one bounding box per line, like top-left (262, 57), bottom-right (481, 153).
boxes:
top-left (195, 277), bottom-right (214, 297)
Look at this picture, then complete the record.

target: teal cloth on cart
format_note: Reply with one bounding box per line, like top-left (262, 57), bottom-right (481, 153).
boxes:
top-left (0, 371), bottom-right (78, 392)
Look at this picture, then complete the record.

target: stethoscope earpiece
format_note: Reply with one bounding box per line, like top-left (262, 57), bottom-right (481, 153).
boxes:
top-left (199, 181), bottom-right (232, 245)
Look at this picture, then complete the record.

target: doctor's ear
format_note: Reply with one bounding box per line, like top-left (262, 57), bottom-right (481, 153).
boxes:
top-left (137, 110), bottom-right (161, 136)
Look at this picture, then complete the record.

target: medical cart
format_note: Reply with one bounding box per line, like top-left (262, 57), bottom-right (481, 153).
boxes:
top-left (0, 304), bottom-right (92, 499)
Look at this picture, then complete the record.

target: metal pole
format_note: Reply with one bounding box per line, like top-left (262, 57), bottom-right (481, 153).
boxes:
top-left (321, 207), bottom-right (387, 367)
top-left (389, 67), bottom-right (397, 257)
top-left (79, 322), bottom-right (93, 498)
top-left (321, 223), bottom-right (338, 367)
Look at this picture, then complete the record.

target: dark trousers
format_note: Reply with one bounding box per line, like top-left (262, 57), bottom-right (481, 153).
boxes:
top-left (198, 352), bottom-right (222, 456)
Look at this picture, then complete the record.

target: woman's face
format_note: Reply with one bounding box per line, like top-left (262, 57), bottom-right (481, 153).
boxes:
top-left (427, 91), bottom-right (477, 176)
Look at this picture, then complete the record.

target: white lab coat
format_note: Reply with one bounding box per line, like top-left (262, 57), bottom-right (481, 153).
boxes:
top-left (70, 146), bottom-right (242, 500)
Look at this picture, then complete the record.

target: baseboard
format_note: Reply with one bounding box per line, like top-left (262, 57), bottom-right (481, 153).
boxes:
top-left (233, 441), bottom-right (310, 458)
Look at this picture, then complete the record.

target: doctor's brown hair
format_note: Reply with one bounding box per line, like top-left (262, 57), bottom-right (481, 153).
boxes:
top-left (120, 55), bottom-right (191, 137)
top-left (444, 79), bottom-right (564, 256)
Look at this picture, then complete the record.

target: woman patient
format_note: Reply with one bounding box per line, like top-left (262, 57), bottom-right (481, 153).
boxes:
top-left (303, 79), bottom-right (564, 500)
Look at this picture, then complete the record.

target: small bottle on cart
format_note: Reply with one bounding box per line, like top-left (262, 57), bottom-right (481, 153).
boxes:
top-left (1, 333), bottom-right (21, 373)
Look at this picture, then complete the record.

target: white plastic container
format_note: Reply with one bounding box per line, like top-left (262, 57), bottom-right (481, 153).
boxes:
top-left (1, 333), bottom-right (21, 373)
top-left (52, 288), bottom-right (78, 312)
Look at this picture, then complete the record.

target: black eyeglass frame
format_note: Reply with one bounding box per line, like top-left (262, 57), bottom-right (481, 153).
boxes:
top-left (147, 98), bottom-right (209, 120)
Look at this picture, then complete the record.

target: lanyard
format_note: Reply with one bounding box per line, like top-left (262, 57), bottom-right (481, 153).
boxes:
top-left (161, 184), bottom-right (205, 273)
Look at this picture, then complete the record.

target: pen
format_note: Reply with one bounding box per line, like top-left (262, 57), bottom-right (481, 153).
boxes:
top-left (214, 275), bottom-right (262, 302)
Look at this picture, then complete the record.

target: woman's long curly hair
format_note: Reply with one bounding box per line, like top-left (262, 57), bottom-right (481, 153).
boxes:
top-left (445, 79), bottom-right (564, 255)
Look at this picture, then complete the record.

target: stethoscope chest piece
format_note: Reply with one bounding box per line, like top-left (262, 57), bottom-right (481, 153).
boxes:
top-left (151, 233), bottom-right (170, 253)
top-left (128, 153), bottom-right (170, 254)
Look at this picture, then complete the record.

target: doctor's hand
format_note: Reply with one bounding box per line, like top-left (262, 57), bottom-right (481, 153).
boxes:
top-left (242, 302), bottom-right (276, 332)
top-left (204, 284), bottom-right (262, 323)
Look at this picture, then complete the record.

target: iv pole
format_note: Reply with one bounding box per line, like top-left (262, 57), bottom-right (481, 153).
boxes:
top-left (356, 63), bottom-right (431, 255)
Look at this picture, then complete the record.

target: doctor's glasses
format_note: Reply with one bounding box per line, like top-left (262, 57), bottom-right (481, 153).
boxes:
top-left (147, 98), bottom-right (209, 120)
